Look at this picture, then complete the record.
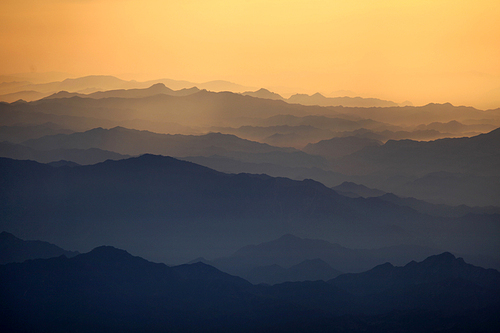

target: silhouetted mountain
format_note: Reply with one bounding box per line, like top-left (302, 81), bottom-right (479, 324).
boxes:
top-left (242, 88), bottom-right (284, 100)
top-left (0, 71), bottom-right (76, 85)
top-left (195, 79), bottom-right (255, 92)
top-left (21, 126), bottom-right (294, 157)
top-left (0, 90), bottom-right (49, 103)
top-left (396, 171), bottom-right (500, 206)
top-left (0, 141), bottom-right (130, 165)
top-left (1, 246), bottom-right (498, 332)
top-left (257, 114), bottom-right (390, 131)
top-left (211, 234), bottom-right (449, 276)
top-left (330, 252), bottom-right (500, 296)
top-left (47, 160), bottom-right (81, 167)
top-left (4, 155), bottom-right (499, 265)
top-left (0, 122), bottom-right (74, 143)
top-left (333, 128), bottom-right (500, 206)
top-left (246, 258), bottom-right (342, 285)
top-left (172, 261), bottom-right (252, 288)
top-left (210, 124), bottom-right (338, 148)
top-left (303, 136), bottom-right (382, 159)
top-left (0, 231), bottom-right (78, 264)
top-left (287, 92), bottom-right (399, 107)
top-left (182, 154), bottom-right (348, 185)
top-left (378, 192), bottom-right (500, 217)
top-left (414, 120), bottom-right (496, 135)
top-left (332, 181), bottom-right (386, 198)
top-left (0, 245), bottom-right (326, 332)
top-left (44, 83), bottom-right (201, 100)
top-left (0, 101), bottom-right (120, 131)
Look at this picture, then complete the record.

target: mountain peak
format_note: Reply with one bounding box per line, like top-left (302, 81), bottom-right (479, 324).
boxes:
top-left (419, 252), bottom-right (459, 266)
top-left (0, 231), bottom-right (17, 240)
top-left (148, 82), bottom-right (167, 89)
top-left (312, 92), bottom-right (325, 98)
top-left (87, 246), bottom-right (132, 259)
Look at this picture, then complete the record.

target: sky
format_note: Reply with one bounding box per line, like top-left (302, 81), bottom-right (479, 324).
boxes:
top-left (1, 0), bottom-right (499, 108)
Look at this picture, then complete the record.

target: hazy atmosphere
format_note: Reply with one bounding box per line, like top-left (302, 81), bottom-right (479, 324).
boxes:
top-left (1, 1), bottom-right (499, 332)
top-left (1, 0), bottom-right (500, 108)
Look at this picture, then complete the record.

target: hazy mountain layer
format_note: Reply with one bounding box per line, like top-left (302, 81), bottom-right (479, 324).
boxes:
top-left (244, 258), bottom-right (342, 285)
top-left (0, 122), bottom-right (74, 143)
top-left (287, 92), bottom-right (400, 107)
top-left (0, 231), bottom-right (79, 264)
top-left (0, 141), bottom-right (130, 165)
top-left (303, 136), bottom-right (382, 159)
top-left (21, 126), bottom-right (295, 157)
top-left (1, 155), bottom-right (498, 265)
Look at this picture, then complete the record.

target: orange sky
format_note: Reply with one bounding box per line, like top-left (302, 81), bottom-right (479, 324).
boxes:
top-left (1, 0), bottom-right (499, 108)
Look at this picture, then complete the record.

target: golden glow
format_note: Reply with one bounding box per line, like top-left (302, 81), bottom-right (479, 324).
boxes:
top-left (1, 0), bottom-right (499, 108)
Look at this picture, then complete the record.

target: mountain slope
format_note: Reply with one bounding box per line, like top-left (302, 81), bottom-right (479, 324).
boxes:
top-left (0, 231), bottom-right (78, 264)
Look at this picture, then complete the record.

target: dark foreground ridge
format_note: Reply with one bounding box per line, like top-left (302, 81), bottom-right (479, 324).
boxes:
top-left (1, 246), bottom-right (499, 332)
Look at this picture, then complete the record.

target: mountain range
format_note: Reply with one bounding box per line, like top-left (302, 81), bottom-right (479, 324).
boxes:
top-left (1, 155), bottom-right (498, 265)
top-left (0, 231), bottom-right (79, 264)
top-left (1, 73), bottom-right (499, 332)
top-left (1, 245), bottom-right (498, 332)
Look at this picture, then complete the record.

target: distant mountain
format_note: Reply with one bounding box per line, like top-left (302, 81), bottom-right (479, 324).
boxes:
top-left (211, 234), bottom-right (447, 276)
top-left (257, 114), bottom-right (389, 131)
top-left (414, 120), bottom-right (496, 135)
top-left (0, 90), bottom-right (50, 103)
top-left (287, 92), bottom-right (399, 107)
top-left (5, 90), bottom-right (318, 127)
top-left (303, 136), bottom-right (382, 159)
top-left (5, 87), bottom-right (499, 133)
top-left (47, 160), bottom-right (81, 167)
top-left (337, 102), bottom-right (500, 126)
top-left (43, 83), bottom-right (201, 100)
top-left (332, 181), bottom-right (386, 198)
top-left (21, 126), bottom-right (294, 157)
top-left (0, 123), bottom-right (74, 143)
top-left (334, 128), bottom-right (500, 206)
top-left (378, 192), bottom-right (500, 217)
top-left (210, 124), bottom-right (337, 149)
top-left (195, 79), bottom-right (256, 92)
top-left (242, 88), bottom-right (284, 100)
top-left (182, 154), bottom-right (348, 186)
top-left (3, 155), bottom-right (498, 265)
top-left (0, 231), bottom-right (78, 264)
top-left (0, 71), bottom-right (77, 85)
top-left (22, 75), bottom-right (146, 94)
top-left (0, 102), bottom-right (120, 131)
top-left (245, 258), bottom-right (342, 285)
top-left (0, 141), bottom-right (131, 165)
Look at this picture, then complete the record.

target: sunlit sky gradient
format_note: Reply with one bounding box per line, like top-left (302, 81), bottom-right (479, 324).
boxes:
top-left (1, 0), bottom-right (499, 108)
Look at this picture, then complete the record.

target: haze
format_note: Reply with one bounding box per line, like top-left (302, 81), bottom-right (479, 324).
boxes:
top-left (1, 0), bottom-right (499, 108)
